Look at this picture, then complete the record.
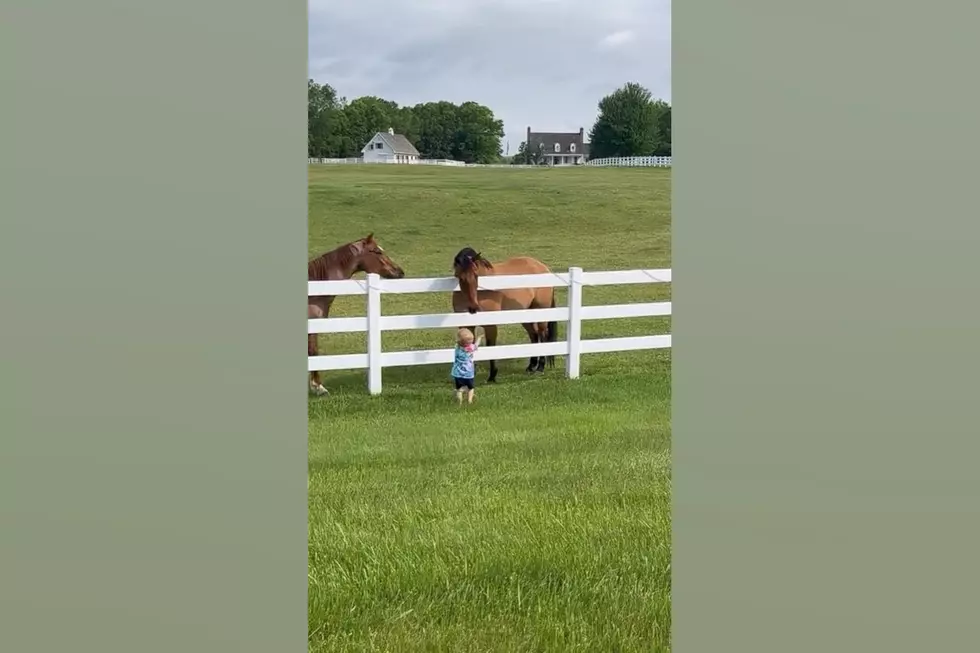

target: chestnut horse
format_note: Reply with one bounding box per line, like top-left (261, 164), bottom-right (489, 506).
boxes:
top-left (308, 234), bottom-right (405, 395)
top-left (452, 247), bottom-right (558, 383)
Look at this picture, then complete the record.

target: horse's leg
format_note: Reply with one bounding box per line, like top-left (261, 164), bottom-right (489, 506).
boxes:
top-left (534, 321), bottom-right (548, 373)
top-left (483, 325), bottom-right (499, 383)
top-left (308, 334), bottom-right (327, 395)
top-left (536, 287), bottom-right (558, 372)
top-left (308, 301), bottom-right (329, 396)
top-left (526, 290), bottom-right (550, 373)
top-left (522, 322), bottom-right (539, 373)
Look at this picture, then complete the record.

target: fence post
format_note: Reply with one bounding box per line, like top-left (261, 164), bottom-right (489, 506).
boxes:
top-left (565, 266), bottom-right (583, 379)
top-left (366, 273), bottom-right (383, 395)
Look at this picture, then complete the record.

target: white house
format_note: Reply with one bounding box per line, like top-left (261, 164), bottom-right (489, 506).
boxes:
top-left (361, 128), bottom-right (421, 164)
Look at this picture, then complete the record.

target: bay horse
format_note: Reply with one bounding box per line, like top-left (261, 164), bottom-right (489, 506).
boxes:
top-left (308, 234), bottom-right (405, 395)
top-left (452, 247), bottom-right (558, 383)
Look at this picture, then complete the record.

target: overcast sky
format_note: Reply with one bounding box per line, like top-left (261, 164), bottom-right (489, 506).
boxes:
top-left (308, 0), bottom-right (671, 153)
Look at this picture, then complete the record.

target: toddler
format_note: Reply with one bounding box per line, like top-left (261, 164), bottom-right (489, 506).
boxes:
top-left (451, 327), bottom-right (482, 404)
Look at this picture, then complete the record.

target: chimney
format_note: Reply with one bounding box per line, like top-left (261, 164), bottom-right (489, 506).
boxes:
top-left (579, 127), bottom-right (584, 142)
top-left (388, 127), bottom-right (394, 135)
top-left (527, 125), bottom-right (531, 145)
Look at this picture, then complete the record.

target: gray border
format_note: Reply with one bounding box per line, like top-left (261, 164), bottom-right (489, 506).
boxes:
top-left (3, 2), bottom-right (308, 650)
top-left (674, 2), bottom-right (980, 651)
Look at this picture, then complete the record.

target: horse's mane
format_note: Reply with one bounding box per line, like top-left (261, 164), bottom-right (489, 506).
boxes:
top-left (453, 247), bottom-right (493, 274)
top-left (308, 241), bottom-right (358, 281)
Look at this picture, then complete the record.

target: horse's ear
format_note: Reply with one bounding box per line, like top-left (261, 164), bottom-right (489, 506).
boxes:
top-left (364, 233), bottom-right (375, 243)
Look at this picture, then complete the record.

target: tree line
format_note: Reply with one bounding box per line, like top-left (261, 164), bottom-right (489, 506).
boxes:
top-left (308, 80), bottom-right (505, 164)
top-left (309, 79), bottom-right (671, 164)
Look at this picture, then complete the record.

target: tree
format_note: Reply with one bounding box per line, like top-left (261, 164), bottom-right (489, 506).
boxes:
top-left (453, 101), bottom-right (505, 164)
top-left (588, 82), bottom-right (670, 159)
top-left (511, 140), bottom-right (545, 165)
top-left (411, 100), bottom-right (503, 162)
top-left (308, 79), bottom-right (347, 158)
top-left (413, 101), bottom-right (461, 160)
top-left (341, 96), bottom-right (402, 154)
top-left (654, 103), bottom-right (671, 156)
top-left (393, 105), bottom-right (421, 146)
top-left (308, 79), bottom-right (337, 115)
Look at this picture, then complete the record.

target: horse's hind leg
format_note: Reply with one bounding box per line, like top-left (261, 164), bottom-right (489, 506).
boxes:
top-left (527, 291), bottom-right (552, 373)
top-left (522, 322), bottom-right (539, 373)
top-left (308, 334), bottom-right (328, 395)
top-left (534, 322), bottom-right (548, 373)
top-left (527, 322), bottom-right (549, 373)
top-left (308, 301), bottom-right (330, 396)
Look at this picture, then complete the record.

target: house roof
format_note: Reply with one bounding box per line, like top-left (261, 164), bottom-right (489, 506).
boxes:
top-left (382, 132), bottom-right (420, 156)
top-left (363, 131), bottom-right (420, 156)
top-left (528, 130), bottom-right (586, 155)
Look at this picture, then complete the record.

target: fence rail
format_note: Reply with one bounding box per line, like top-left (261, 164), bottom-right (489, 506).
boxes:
top-left (309, 267), bottom-right (672, 394)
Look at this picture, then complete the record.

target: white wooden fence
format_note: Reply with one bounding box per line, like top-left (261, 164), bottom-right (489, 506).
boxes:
top-left (308, 156), bottom-right (671, 168)
top-left (585, 156), bottom-right (672, 167)
top-left (308, 267), bottom-right (672, 394)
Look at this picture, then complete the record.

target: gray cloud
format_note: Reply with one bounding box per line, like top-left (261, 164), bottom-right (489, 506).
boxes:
top-left (309, 0), bottom-right (670, 152)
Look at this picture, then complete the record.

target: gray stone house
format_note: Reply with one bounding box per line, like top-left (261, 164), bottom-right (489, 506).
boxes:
top-left (526, 126), bottom-right (590, 165)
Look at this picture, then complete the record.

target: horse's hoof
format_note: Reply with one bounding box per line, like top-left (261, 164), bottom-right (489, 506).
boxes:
top-left (487, 377), bottom-right (497, 384)
top-left (310, 384), bottom-right (329, 396)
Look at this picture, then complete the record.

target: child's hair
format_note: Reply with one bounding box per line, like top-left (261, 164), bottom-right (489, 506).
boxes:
top-left (456, 328), bottom-right (475, 346)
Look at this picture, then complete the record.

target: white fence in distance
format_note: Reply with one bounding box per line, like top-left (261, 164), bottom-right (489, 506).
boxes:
top-left (585, 156), bottom-right (672, 167)
top-left (308, 267), bottom-right (672, 395)
top-left (308, 157), bottom-right (512, 167)
top-left (308, 156), bottom-right (671, 168)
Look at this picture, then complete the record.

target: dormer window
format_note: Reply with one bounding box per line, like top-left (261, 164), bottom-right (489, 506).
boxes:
top-left (570, 143), bottom-right (576, 152)
top-left (554, 142), bottom-right (561, 152)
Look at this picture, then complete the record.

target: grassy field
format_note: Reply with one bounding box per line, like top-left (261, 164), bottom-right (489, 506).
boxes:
top-left (308, 165), bottom-right (671, 652)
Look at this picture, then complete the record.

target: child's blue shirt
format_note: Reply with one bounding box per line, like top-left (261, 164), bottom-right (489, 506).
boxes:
top-left (451, 344), bottom-right (477, 379)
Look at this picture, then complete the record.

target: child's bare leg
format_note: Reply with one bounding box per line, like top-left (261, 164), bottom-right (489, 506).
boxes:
top-left (467, 388), bottom-right (475, 404)
top-left (455, 389), bottom-right (463, 404)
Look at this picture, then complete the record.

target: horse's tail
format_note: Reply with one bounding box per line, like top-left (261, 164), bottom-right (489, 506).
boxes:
top-left (546, 292), bottom-right (558, 367)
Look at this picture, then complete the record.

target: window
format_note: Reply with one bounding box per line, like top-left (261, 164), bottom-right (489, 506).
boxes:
top-left (554, 142), bottom-right (561, 152)
top-left (570, 143), bottom-right (576, 152)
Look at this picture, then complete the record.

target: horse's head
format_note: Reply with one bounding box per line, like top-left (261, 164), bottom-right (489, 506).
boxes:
top-left (355, 233), bottom-right (405, 279)
top-left (453, 247), bottom-right (491, 314)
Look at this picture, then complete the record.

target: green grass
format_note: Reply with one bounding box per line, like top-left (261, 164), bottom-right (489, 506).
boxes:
top-left (309, 165), bottom-right (671, 652)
